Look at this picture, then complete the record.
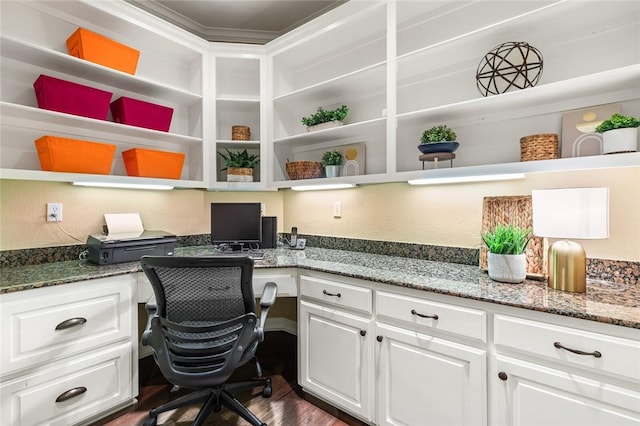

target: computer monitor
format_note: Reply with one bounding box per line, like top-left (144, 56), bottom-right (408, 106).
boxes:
top-left (211, 202), bottom-right (262, 250)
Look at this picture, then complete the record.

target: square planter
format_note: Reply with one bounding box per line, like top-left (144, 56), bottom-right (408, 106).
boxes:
top-left (110, 97), bottom-right (174, 132)
top-left (122, 148), bottom-right (185, 179)
top-left (66, 28), bottom-right (140, 75)
top-left (35, 135), bottom-right (116, 174)
top-left (33, 74), bottom-right (112, 120)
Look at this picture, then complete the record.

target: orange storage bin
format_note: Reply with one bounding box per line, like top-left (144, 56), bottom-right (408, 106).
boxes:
top-left (122, 148), bottom-right (185, 179)
top-left (66, 28), bottom-right (140, 75)
top-left (35, 136), bottom-right (116, 174)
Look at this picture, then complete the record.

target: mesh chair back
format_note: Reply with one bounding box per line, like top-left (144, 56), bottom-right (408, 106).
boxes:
top-left (140, 256), bottom-right (258, 388)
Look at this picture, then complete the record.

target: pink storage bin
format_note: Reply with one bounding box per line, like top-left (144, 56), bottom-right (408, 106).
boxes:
top-left (110, 97), bottom-right (173, 132)
top-left (33, 74), bottom-right (112, 120)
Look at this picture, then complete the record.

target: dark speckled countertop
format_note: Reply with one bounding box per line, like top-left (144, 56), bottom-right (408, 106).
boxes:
top-left (2, 247), bottom-right (638, 329)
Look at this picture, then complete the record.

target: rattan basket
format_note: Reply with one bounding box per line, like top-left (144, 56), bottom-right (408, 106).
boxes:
top-left (232, 125), bottom-right (251, 141)
top-left (520, 133), bottom-right (558, 161)
top-left (286, 161), bottom-right (323, 180)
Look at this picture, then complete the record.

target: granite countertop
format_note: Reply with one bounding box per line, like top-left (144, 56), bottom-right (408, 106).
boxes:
top-left (2, 246), bottom-right (639, 329)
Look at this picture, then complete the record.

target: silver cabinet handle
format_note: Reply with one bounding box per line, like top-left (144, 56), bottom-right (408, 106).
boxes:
top-left (55, 386), bottom-right (87, 403)
top-left (55, 317), bottom-right (87, 330)
top-left (554, 341), bottom-right (602, 358)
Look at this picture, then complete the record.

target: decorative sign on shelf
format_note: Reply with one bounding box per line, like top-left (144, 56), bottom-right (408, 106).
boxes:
top-left (476, 41), bottom-right (543, 97)
top-left (561, 103), bottom-right (621, 158)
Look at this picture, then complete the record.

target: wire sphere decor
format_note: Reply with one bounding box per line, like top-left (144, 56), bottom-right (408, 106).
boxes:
top-left (476, 41), bottom-right (543, 97)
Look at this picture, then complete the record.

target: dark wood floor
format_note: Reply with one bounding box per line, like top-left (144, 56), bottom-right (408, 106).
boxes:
top-left (93, 332), bottom-right (368, 426)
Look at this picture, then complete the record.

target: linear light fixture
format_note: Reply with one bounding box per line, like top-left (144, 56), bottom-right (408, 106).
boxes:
top-left (407, 173), bottom-right (525, 186)
top-left (72, 182), bottom-right (174, 190)
top-left (291, 183), bottom-right (357, 191)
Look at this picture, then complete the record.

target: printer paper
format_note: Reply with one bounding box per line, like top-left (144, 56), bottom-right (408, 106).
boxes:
top-left (104, 213), bottom-right (144, 240)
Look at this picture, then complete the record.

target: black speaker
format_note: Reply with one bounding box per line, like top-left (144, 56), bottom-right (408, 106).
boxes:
top-left (261, 216), bottom-right (277, 248)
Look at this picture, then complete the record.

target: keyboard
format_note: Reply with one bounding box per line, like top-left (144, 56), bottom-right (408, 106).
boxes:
top-left (211, 250), bottom-right (265, 260)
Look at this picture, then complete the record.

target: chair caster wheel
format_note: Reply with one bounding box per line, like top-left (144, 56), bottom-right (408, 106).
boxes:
top-left (143, 417), bottom-right (157, 426)
top-left (262, 377), bottom-right (272, 398)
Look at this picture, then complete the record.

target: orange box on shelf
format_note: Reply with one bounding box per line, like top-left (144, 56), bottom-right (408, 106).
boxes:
top-left (35, 136), bottom-right (116, 174)
top-left (66, 28), bottom-right (140, 75)
top-left (122, 148), bottom-right (185, 179)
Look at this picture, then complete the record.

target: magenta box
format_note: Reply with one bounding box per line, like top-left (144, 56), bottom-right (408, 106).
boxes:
top-left (33, 74), bottom-right (112, 120)
top-left (110, 97), bottom-right (173, 132)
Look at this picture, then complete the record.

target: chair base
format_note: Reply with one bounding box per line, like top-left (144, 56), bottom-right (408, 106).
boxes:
top-left (143, 377), bottom-right (272, 426)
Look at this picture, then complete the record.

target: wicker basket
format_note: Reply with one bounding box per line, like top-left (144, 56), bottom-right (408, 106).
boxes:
top-left (520, 133), bottom-right (559, 161)
top-left (286, 161), bottom-right (323, 180)
top-left (232, 125), bottom-right (251, 141)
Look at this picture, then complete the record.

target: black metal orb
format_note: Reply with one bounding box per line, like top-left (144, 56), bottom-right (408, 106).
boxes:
top-left (476, 41), bottom-right (543, 97)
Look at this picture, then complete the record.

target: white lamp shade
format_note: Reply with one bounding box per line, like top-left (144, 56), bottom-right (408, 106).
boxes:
top-left (531, 187), bottom-right (609, 239)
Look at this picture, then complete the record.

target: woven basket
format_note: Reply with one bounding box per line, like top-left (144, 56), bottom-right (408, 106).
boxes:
top-left (232, 125), bottom-right (251, 141)
top-left (520, 133), bottom-right (558, 161)
top-left (286, 161), bottom-right (323, 180)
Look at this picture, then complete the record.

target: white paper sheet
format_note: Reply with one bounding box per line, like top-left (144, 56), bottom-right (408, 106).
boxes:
top-left (104, 213), bottom-right (144, 239)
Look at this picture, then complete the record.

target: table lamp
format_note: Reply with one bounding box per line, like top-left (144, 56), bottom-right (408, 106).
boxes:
top-left (531, 187), bottom-right (609, 293)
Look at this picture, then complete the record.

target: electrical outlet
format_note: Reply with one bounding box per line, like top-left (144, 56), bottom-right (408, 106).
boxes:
top-left (333, 201), bottom-right (342, 218)
top-left (47, 202), bottom-right (63, 222)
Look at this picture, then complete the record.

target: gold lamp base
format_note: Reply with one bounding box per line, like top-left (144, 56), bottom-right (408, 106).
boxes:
top-left (548, 240), bottom-right (586, 293)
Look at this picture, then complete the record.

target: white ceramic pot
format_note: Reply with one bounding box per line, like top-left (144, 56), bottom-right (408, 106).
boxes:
top-left (306, 121), bottom-right (344, 132)
top-left (602, 127), bottom-right (638, 154)
top-left (324, 165), bottom-right (340, 178)
top-left (487, 253), bottom-right (527, 284)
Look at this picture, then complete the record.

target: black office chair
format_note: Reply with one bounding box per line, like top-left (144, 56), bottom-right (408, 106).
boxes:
top-left (139, 255), bottom-right (278, 426)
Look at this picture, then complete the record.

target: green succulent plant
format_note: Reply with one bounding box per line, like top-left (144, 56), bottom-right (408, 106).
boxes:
top-left (482, 224), bottom-right (532, 255)
top-left (301, 105), bottom-right (349, 127)
top-left (218, 148), bottom-right (259, 170)
top-left (420, 124), bottom-right (457, 144)
top-left (321, 150), bottom-right (343, 166)
top-left (595, 113), bottom-right (640, 133)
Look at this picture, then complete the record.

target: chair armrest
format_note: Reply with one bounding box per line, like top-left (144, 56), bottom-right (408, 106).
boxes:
top-left (141, 301), bottom-right (157, 346)
top-left (257, 281), bottom-right (277, 340)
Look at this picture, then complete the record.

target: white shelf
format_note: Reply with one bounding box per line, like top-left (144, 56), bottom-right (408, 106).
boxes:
top-left (273, 118), bottom-right (387, 146)
top-left (1, 36), bottom-right (202, 104)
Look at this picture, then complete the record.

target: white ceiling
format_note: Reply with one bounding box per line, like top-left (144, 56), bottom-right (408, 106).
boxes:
top-left (126, 0), bottom-right (347, 44)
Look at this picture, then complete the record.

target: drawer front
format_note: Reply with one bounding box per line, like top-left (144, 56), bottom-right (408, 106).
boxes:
top-left (300, 275), bottom-right (372, 314)
top-left (1, 275), bottom-right (134, 376)
top-left (0, 342), bottom-right (133, 426)
top-left (494, 314), bottom-right (640, 381)
top-left (376, 291), bottom-right (487, 342)
top-left (253, 269), bottom-right (297, 297)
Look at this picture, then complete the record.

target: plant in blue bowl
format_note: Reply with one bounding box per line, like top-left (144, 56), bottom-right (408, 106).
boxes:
top-left (418, 124), bottom-right (460, 154)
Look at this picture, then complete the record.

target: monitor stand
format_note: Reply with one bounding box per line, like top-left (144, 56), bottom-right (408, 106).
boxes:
top-left (229, 243), bottom-right (244, 252)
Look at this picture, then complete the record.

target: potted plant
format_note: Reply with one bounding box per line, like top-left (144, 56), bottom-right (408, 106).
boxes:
top-left (418, 124), bottom-right (460, 154)
top-left (321, 149), bottom-right (343, 178)
top-left (301, 105), bottom-right (349, 132)
top-left (218, 148), bottom-right (259, 182)
top-left (482, 224), bottom-right (532, 284)
top-left (595, 113), bottom-right (639, 154)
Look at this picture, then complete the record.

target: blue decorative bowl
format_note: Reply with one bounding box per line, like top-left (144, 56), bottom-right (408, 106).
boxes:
top-left (418, 141), bottom-right (460, 154)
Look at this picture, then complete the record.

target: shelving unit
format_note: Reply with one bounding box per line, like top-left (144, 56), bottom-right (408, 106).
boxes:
top-left (0, 0), bottom-right (209, 188)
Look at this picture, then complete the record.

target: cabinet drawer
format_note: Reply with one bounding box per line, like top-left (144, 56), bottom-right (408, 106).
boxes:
top-left (0, 275), bottom-right (134, 376)
top-left (494, 314), bottom-right (640, 381)
top-left (0, 342), bottom-right (133, 426)
top-left (300, 275), bottom-right (372, 314)
top-left (253, 269), bottom-right (297, 297)
top-left (376, 291), bottom-right (487, 342)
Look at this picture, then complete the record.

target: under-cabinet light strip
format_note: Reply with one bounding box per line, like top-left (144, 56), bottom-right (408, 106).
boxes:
top-left (291, 183), bottom-right (357, 191)
top-left (407, 173), bottom-right (525, 186)
top-left (72, 182), bottom-right (174, 190)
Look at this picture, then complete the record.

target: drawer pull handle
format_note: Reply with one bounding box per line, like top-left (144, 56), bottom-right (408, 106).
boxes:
top-left (55, 386), bottom-right (87, 403)
top-left (554, 342), bottom-right (602, 358)
top-left (376, 335), bottom-right (383, 342)
top-left (411, 309), bottom-right (439, 320)
top-left (322, 290), bottom-right (341, 297)
top-left (55, 317), bottom-right (87, 330)
top-left (498, 372), bottom-right (508, 381)
top-left (360, 330), bottom-right (367, 337)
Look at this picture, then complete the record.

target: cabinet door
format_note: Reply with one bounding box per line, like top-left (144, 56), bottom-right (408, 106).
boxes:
top-left (298, 299), bottom-right (373, 421)
top-left (376, 322), bottom-right (486, 426)
top-left (493, 355), bottom-right (640, 426)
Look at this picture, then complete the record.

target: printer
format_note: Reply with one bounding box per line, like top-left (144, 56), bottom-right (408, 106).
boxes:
top-left (87, 230), bottom-right (177, 265)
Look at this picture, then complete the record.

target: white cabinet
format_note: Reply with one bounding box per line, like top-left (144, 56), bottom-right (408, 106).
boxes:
top-left (298, 274), bottom-right (374, 422)
top-left (375, 290), bottom-right (487, 426)
top-left (491, 314), bottom-right (640, 425)
top-left (0, 275), bottom-right (138, 426)
top-left (0, 0), bottom-right (210, 188)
